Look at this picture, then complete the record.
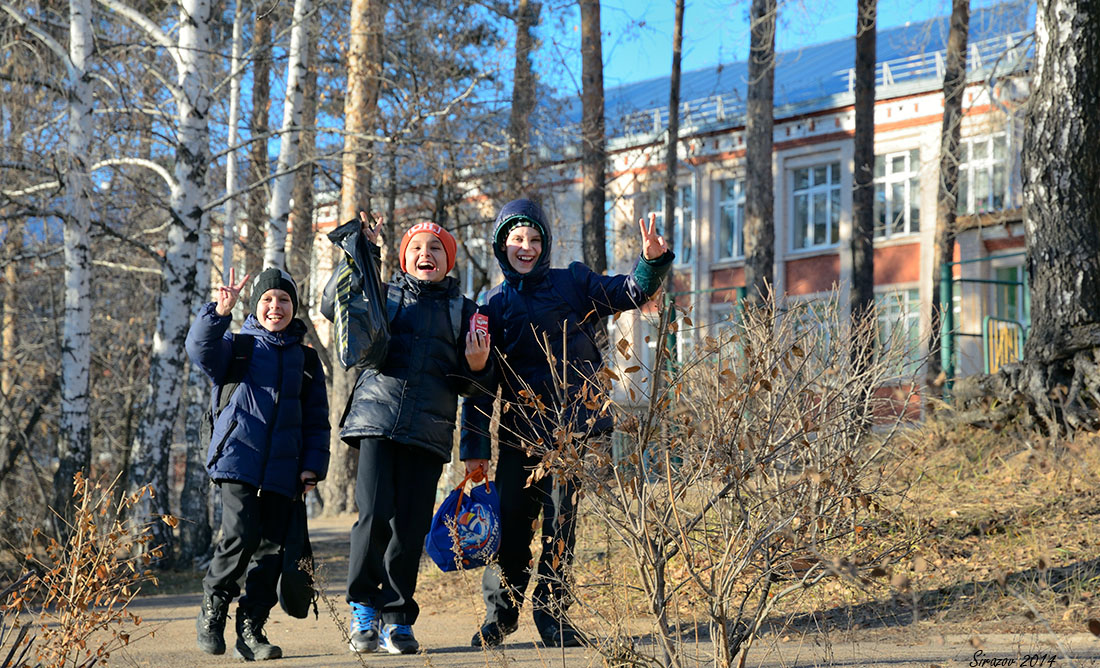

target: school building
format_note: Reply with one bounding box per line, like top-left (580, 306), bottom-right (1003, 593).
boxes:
top-left (303, 3), bottom-right (1033, 390)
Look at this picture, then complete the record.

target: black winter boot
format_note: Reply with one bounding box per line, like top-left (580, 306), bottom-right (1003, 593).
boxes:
top-left (234, 607), bottom-right (283, 661)
top-left (196, 593), bottom-right (230, 655)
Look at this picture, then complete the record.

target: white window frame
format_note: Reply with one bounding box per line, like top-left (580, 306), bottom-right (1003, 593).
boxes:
top-left (717, 178), bottom-right (745, 261)
top-left (958, 132), bottom-right (1011, 215)
top-left (875, 287), bottom-right (922, 375)
top-left (874, 149), bottom-right (921, 239)
top-left (647, 185), bottom-right (694, 267)
top-left (790, 162), bottom-right (842, 251)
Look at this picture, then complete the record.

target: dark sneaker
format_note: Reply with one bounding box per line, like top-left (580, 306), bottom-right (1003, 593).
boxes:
top-left (537, 619), bottom-right (585, 648)
top-left (379, 623), bottom-right (419, 655)
top-left (233, 608), bottom-right (283, 661)
top-left (196, 593), bottom-right (229, 655)
top-left (470, 619), bottom-right (519, 648)
top-left (348, 602), bottom-right (379, 653)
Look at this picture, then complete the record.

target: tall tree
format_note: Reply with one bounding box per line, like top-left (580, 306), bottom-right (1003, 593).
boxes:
top-left (289, 21), bottom-right (318, 307)
top-left (926, 0), bottom-right (969, 396)
top-left (98, 0), bottom-right (214, 559)
top-left (662, 0), bottom-right (684, 268)
top-left (743, 0), bottom-right (776, 305)
top-left (222, 0), bottom-right (246, 281)
top-left (324, 0), bottom-right (386, 514)
top-left (506, 0), bottom-right (539, 196)
top-left (246, 1), bottom-right (273, 278)
top-left (579, 0), bottom-right (605, 274)
top-left (1009, 0), bottom-right (1100, 432)
top-left (262, 0), bottom-right (312, 269)
top-left (850, 0), bottom-right (877, 358)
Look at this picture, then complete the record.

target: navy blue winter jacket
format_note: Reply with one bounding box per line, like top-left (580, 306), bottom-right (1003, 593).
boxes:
top-left (459, 198), bottom-right (673, 461)
top-left (186, 303), bottom-right (330, 498)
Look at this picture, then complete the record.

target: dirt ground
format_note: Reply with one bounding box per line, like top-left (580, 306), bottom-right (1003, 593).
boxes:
top-left (103, 513), bottom-right (1100, 668)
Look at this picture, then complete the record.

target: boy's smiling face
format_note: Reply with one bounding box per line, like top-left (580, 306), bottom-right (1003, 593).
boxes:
top-left (403, 232), bottom-right (448, 282)
top-left (256, 288), bottom-right (294, 332)
top-left (504, 226), bottom-right (543, 274)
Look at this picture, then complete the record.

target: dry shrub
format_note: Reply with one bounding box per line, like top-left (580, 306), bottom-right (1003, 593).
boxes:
top-left (1, 472), bottom-right (164, 667)
top-left (505, 292), bottom-right (921, 668)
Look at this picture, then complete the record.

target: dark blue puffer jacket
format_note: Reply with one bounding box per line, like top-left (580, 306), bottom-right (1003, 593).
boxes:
top-left (459, 198), bottom-right (673, 460)
top-left (186, 303), bottom-right (330, 498)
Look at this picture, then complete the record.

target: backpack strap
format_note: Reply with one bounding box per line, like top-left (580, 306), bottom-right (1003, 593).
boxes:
top-left (448, 296), bottom-right (463, 343)
top-left (300, 344), bottom-right (321, 395)
top-left (215, 333), bottom-right (255, 414)
top-left (385, 283), bottom-right (402, 323)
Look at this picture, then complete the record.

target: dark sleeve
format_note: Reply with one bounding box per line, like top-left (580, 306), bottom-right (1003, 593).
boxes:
top-left (458, 295), bottom-right (500, 461)
top-left (450, 298), bottom-right (495, 398)
top-left (298, 349), bottom-right (331, 480)
top-left (572, 251), bottom-right (674, 319)
top-left (184, 302), bottom-right (234, 382)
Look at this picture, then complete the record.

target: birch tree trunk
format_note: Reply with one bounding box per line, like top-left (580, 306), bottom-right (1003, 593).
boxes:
top-left (54, 0), bottom-right (96, 530)
top-left (246, 4), bottom-right (273, 278)
top-left (177, 178), bottom-right (214, 568)
top-left (743, 0), bottom-right (776, 306)
top-left (289, 21), bottom-right (317, 306)
top-left (124, 0), bottom-right (213, 561)
top-left (987, 0), bottom-right (1100, 433)
top-left (263, 0), bottom-right (311, 270)
top-left (850, 0), bottom-right (877, 366)
top-left (926, 0), bottom-right (968, 397)
top-left (222, 0), bottom-right (245, 281)
top-left (324, 0), bottom-right (386, 514)
top-left (580, 0), bottom-right (606, 275)
top-left (506, 0), bottom-right (538, 196)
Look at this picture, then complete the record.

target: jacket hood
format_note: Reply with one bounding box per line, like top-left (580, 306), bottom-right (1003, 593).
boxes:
top-left (493, 198), bottom-right (552, 287)
top-left (240, 313), bottom-right (307, 345)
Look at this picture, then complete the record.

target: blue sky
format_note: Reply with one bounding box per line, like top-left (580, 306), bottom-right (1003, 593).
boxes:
top-left (545, 0), bottom-right (1017, 91)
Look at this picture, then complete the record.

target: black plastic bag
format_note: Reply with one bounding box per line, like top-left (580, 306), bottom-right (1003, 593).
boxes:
top-left (278, 494), bottom-right (317, 619)
top-left (321, 218), bottom-right (390, 369)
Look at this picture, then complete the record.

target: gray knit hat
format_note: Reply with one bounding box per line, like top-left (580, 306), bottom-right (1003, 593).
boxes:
top-left (250, 268), bottom-right (299, 316)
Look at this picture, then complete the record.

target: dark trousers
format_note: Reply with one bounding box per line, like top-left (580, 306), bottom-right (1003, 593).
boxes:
top-left (481, 441), bottom-right (579, 628)
top-left (346, 438), bottom-right (443, 626)
top-left (204, 482), bottom-right (292, 614)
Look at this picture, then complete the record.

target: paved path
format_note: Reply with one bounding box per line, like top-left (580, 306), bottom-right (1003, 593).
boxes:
top-left (110, 514), bottom-right (1100, 668)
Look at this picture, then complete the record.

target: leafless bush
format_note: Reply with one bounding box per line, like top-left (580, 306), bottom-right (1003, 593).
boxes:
top-left (1, 472), bottom-right (163, 667)
top-left (505, 292), bottom-right (921, 668)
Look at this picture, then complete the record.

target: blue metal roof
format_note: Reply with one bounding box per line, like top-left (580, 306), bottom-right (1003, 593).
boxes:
top-left (536, 2), bottom-right (1033, 151)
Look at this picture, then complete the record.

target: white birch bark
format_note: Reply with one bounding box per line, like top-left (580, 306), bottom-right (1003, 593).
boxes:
top-left (222, 0), bottom-right (245, 280)
top-left (117, 0), bottom-right (212, 550)
top-left (262, 0), bottom-right (311, 269)
top-left (55, 0), bottom-right (96, 521)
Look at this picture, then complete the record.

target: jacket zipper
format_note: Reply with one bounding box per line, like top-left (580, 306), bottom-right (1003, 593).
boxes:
top-left (258, 343), bottom-right (283, 495)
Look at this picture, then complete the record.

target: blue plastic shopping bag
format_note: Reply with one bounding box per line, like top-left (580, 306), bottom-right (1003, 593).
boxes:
top-left (425, 472), bottom-right (501, 572)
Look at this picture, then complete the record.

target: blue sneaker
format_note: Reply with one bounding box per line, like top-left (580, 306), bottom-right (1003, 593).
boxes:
top-left (348, 602), bottom-right (379, 653)
top-left (379, 623), bottom-right (418, 655)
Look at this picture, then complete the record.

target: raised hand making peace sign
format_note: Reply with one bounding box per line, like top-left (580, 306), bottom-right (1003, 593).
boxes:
top-left (359, 210), bottom-right (382, 246)
top-left (639, 212), bottom-right (670, 261)
top-left (214, 267), bottom-right (250, 316)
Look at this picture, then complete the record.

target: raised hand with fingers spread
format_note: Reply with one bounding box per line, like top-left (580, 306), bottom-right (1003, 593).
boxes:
top-left (639, 212), bottom-right (670, 261)
top-left (215, 267), bottom-right (251, 316)
top-left (359, 210), bottom-right (382, 246)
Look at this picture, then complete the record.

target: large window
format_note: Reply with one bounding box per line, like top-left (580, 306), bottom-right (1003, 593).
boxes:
top-left (717, 178), bottom-right (745, 260)
top-left (993, 264), bottom-right (1028, 325)
top-left (791, 162), bottom-right (841, 250)
top-left (958, 134), bottom-right (1010, 214)
top-left (876, 289), bottom-right (921, 374)
top-left (647, 186), bottom-right (694, 265)
top-left (874, 149), bottom-right (920, 238)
